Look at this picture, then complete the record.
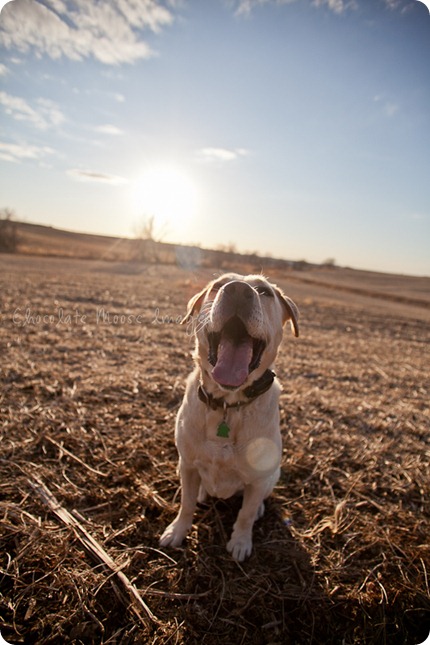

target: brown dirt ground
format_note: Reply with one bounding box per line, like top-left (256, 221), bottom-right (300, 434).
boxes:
top-left (0, 255), bottom-right (429, 644)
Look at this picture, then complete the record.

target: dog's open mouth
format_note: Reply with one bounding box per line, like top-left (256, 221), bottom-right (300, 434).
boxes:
top-left (207, 316), bottom-right (266, 389)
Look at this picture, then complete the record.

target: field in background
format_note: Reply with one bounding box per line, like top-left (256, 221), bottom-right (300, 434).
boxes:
top-left (8, 221), bottom-right (430, 317)
top-left (0, 249), bottom-right (429, 644)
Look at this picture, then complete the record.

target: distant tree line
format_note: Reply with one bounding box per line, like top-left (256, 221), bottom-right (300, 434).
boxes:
top-left (131, 214), bottom-right (316, 270)
top-left (1, 210), bottom-right (325, 271)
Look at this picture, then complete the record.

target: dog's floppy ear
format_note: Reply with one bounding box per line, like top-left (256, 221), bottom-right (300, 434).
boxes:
top-left (181, 286), bottom-right (209, 324)
top-left (275, 289), bottom-right (299, 337)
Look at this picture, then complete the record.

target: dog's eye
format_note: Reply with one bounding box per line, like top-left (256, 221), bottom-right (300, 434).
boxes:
top-left (254, 285), bottom-right (274, 297)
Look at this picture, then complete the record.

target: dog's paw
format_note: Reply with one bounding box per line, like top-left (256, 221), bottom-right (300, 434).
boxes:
top-left (227, 532), bottom-right (253, 562)
top-left (159, 520), bottom-right (189, 548)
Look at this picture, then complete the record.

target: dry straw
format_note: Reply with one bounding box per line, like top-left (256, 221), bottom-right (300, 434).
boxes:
top-left (1, 258), bottom-right (429, 644)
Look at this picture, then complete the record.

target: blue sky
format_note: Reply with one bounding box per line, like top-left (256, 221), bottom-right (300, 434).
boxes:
top-left (0, 0), bottom-right (429, 275)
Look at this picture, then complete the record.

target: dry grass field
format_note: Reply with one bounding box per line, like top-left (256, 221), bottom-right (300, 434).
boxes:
top-left (1, 253), bottom-right (429, 644)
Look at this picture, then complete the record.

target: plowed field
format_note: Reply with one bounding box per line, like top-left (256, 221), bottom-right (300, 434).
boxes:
top-left (1, 255), bottom-right (429, 644)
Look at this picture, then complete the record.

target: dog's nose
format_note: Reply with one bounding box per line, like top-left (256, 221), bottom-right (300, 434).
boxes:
top-left (221, 282), bottom-right (256, 319)
top-left (222, 280), bottom-right (255, 302)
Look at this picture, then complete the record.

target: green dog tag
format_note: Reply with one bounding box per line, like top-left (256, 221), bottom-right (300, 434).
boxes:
top-left (217, 421), bottom-right (230, 438)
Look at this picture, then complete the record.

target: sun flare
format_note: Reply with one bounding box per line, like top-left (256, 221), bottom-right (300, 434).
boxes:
top-left (132, 165), bottom-right (198, 236)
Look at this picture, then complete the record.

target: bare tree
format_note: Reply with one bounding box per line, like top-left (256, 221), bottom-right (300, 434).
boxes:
top-left (216, 242), bottom-right (237, 254)
top-left (0, 208), bottom-right (18, 252)
top-left (323, 258), bottom-right (336, 268)
top-left (133, 214), bottom-right (167, 263)
top-left (133, 214), bottom-right (170, 242)
top-left (134, 215), bottom-right (154, 241)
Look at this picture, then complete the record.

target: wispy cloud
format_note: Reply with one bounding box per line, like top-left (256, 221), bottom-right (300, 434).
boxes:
top-left (200, 147), bottom-right (249, 162)
top-left (0, 0), bottom-right (175, 65)
top-left (233, 0), bottom-right (295, 17)
top-left (312, 0), bottom-right (358, 13)
top-left (67, 168), bottom-right (128, 185)
top-left (408, 212), bottom-right (427, 222)
top-left (36, 98), bottom-right (66, 126)
top-left (0, 91), bottom-right (65, 129)
top-left (384, 102), bottom-right (400, 117)
top-left (0, 63), bottom-right (9, 76)
top-left (383, 0), bottom-right (402, 9)
top-left (0, 141), bottom-right (55, 163)
top-left (94, 124), bottom-right (125, 136)
top-left (233, 0), bottom-right (357, 15)
top-left (373, 94), bottom-right (400, 118)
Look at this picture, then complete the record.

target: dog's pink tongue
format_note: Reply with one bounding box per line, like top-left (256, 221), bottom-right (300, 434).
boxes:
top-left (212, 337), bottom-right (253, 388)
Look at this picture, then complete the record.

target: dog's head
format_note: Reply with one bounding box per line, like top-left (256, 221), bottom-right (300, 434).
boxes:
top-left (183, 273), bottom-right (299, 392)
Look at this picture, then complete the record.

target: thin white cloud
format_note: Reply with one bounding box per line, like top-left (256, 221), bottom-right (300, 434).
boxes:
top-left (373, 94), bottom-right (400, 118)
top-left (36, 97), bottom-right (66, 126)
top-left (234, 0), bottom-right (296, 16)
top-left (384, 102), bottom-right (399, 117)
top-left (0, 63), bottom-right (9, 76)
top-left (408, 212), bottom-right (427, 221)
top-left (200, 147), bottom-right (249, 161)
top-left (67, 168), bottom-right (128, 185)
top-left (0, 0), bottom-right (175, 65)
top-left (0, 92), bottom-right (40, 127)
top-left (383, 0), bottom-right (402, 9)
top-left (313, 0), bottom-right (360, 12)
top-left (0, 91), bottom-right (65, 129)
top-left (95, 124), bottom-right (125, 136)
top-left (44, 0), bottom-right (69, 13)
top-left (116, 0), bottom-right (174, 33)
top-left (234, 0), bottom-right (358, 14)
top-left (234, 0), bottom-right (270, 16)
top-left (0, 141), bottom-right (55, 163)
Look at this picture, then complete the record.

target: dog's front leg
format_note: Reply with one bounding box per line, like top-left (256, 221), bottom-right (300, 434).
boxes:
top-left (227, 482), bottom-right (267, 561)
top-left (159, 460), bottom-right (200, 548)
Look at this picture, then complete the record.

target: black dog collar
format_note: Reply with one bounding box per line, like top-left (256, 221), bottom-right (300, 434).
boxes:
top-left (197, 369), bottom-right (276, 411)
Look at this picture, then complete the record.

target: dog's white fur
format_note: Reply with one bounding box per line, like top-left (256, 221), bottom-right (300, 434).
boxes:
top-left (160, 273), bottom-right (299, 561)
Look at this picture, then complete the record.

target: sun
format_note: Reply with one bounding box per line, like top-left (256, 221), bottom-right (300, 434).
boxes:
top-left (132, 165), bottom-right (198, 237)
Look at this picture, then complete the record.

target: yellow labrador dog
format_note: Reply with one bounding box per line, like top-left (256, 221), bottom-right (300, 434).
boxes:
top-left (160, 273), bottom-right (299, 561)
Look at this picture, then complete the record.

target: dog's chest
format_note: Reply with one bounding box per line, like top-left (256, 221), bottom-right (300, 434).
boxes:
top-left (177, 383), bottom-right (281, 500)
top-left (194, 440), bottom-right (246, 499)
